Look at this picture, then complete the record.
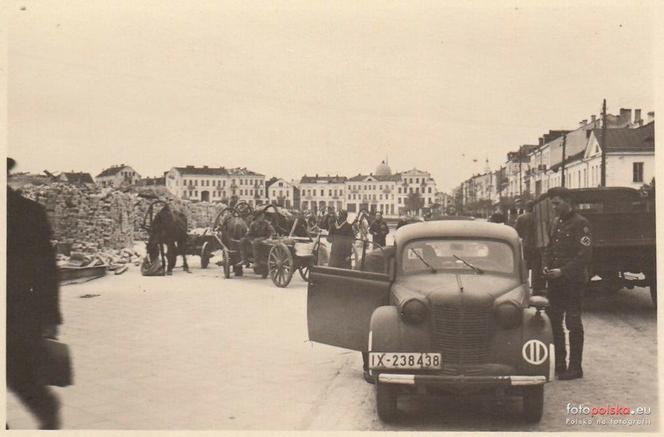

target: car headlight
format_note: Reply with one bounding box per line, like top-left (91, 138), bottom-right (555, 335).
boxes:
top-left (494, 302), bottom-right (522, 329)
top-left (400, 298), bottom-right (429, 324)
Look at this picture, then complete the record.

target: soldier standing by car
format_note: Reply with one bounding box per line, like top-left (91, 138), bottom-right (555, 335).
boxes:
top-left (6, 158), bottom-right (63, 429)
top-left (542, 187), bottom-right (592, 380)
top-left (369, 212), bottom-right (389, 247)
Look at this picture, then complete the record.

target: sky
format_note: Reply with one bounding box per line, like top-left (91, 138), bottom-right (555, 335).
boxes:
top-left (7, 0), bottom-right (656, 192)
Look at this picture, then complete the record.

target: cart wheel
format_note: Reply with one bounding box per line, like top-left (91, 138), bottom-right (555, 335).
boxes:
top-left (298, 264), bottom-right (310, 282)
top-left (200, 242), bottom-right (211, 269)
top-left (268, 243), bottom-right (294, 288)
top-left (223, 248), bottom-right (231, 279)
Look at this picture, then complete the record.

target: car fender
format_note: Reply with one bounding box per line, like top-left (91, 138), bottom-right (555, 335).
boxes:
top-left (369, 306), bottom-right (431, 352)
top-left (518, 307), bottom-right (554, 380)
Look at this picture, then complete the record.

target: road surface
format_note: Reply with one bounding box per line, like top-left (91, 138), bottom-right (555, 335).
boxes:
top-left (6, 258), bottom-right (658, 431)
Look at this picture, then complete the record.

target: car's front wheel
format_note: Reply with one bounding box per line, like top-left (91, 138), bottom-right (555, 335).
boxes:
top-left (522, 385), bottom-right (544, 423)
top-left (376, 381), bottom-right (398, 422)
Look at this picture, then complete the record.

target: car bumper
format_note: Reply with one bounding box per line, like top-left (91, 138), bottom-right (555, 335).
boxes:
top-left (378, 374), bottom-right (547, 388)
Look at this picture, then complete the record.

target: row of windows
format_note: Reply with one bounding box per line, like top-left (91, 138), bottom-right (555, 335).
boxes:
top-left (184, 189), bottom-right (263, 197)
top-left (301, 188), bottom-right (345, 197)
top-left (400, 186), bottom-right (432, 194)
top-left (180, 178), bottom-right (262, 187)
top-left (347, 193), bottom-right (395, 201)
top-left (271, 190), bottom-right (291, 198)
top-left (397, 197), bottom-right (434, 205)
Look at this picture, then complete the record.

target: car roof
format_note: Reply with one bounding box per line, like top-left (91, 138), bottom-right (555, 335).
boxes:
top-left (394, 220), bottom-right (520, 247)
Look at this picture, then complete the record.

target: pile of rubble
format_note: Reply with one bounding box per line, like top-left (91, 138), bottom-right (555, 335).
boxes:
top-left (13, 182), bottom-right (226, 281)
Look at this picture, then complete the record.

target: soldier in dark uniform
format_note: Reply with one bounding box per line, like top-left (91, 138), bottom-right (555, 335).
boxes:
top-left (542, 187), bottom-right (592, 380)
top-left (239, 211), bottom-right (276, 265)
top-left (6, 158), bottom-right (63, 429)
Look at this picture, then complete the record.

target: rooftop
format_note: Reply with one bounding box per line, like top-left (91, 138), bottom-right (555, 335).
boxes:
top-left (592, 121), bottom-right (655, 153)
top-left (97, 164), bottom-right (133, 178)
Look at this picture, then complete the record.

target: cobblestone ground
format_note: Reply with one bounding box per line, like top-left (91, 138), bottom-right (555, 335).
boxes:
top-left (6, 260), bottom-right (658, 431)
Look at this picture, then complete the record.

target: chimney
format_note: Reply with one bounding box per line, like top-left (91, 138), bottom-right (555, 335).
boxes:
top-left (579, 119), bottom-right (588, 127)
top-left (591, 114), bottom-right (596, 124)
top-left (647, 111), bottom-right (655, 123)
top-left (203, 165), bottom-right (208, 168)
top-left (634, 109), bottom-right (642, 125)
top-left (619, 108), bottom-right (632, 125)
top-left (538, 137), bottom-right (544, 146)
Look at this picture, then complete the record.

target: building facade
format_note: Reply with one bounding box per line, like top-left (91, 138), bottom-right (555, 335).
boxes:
top-left (95, 164), bottom-right (141, 188)
top-left (165, 165), bottom-right (266, 205)
top-left (455, 107), bottom-right (654, 213)
top-left (346, 174), bottom-right (399, 216)
top-left (267, 178), bottom-right (295, 209)
top-left (298, 175), bottom-right (347, 212)
top-left (396, 168), bottom-right (437, 216)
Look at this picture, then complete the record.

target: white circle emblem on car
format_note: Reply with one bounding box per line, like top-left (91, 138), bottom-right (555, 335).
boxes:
top-left (522, 339), bottom-right (548, 365)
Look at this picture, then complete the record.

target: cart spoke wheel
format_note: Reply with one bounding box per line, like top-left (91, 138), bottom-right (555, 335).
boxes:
top-left (298, 265), bottom-right (310, 282)
top-left (269, 243), bottom-right (294, 288)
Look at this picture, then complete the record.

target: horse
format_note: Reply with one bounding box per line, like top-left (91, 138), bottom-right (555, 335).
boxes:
top-left (143, 201), bottom-right (190, 275)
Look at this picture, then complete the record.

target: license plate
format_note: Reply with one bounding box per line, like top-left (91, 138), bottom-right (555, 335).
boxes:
top-left (369, 352), bottom-right (442, 370)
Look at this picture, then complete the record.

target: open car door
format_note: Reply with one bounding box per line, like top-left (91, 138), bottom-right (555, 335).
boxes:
top-left (307, 241), bottom-right (392, 351)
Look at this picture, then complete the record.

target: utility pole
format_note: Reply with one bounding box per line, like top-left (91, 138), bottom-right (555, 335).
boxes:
top-left (561, 134), bottom-right (567, 187)
top-left (518, 153), bottom-right (522, 197)
top-left (601, 99), bottom-right (607, 187)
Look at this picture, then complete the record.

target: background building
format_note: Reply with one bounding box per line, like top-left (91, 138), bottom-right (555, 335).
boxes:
top-left (166, 165), bottom-right (266, 205)
top-left (298, 175), bottom-right (347, 212)
top-left (267, 178), bottom-right (295, 208)
top-left (454, 106), bottom-right (655, 215)
top-left (396, 168), bottom-right (437, 216)
top-left (95, 164), bottom-right (141, 188)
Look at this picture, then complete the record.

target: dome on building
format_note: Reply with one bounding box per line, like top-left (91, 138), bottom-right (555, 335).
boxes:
top-left (375, 160), bottom-right (392, 176)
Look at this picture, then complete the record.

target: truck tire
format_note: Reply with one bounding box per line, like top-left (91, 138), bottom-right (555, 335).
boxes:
top-left (523, 385), bottom-right (544, 423)
top-left (376, 381), bottom-right (398, 422)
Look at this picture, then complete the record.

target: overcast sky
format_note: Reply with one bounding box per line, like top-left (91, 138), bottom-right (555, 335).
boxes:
top-left (7, 1), bottom-right (655, 192)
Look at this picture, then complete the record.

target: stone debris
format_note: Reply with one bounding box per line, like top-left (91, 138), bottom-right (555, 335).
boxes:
top-left (13, 182), bottom-right (227, 281)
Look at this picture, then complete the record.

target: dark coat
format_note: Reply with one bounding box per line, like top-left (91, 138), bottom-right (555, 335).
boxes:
top-left (327, 221), bottom-right (355, 268)
top-left (514, 211), bottom-right (536, 248)
top-left (247, 218), bottom-right (275, 239)
top-left (369, 219), bottom-right (389, 247)
top-left (7, 188), bottom-right (62, 383)
top-left (542, 210), bottom-right (593, 283)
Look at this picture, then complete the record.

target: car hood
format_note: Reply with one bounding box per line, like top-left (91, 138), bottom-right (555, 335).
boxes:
top-left (393, 273), bottom-right (522, 307)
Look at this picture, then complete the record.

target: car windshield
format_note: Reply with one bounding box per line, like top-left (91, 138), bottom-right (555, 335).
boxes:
top-left (401, 239), bottom-right (515, 275)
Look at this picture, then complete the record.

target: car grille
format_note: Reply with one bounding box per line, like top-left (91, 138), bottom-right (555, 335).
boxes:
top-left (431, 303), bottom-right (491, 375)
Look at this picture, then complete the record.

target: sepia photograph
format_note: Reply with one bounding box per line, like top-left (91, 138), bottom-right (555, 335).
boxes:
top-left (4, 0), bottom-right (659, 432)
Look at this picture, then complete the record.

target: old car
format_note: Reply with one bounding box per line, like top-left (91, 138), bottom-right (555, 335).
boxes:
top-left (307, 220), bottom-right (553, 423)
top-left (532, 187), bottom-right (657, 306)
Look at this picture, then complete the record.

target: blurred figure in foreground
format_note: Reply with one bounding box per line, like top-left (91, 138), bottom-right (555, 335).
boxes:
top-left (6, 158), bottom-right (63, 429)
